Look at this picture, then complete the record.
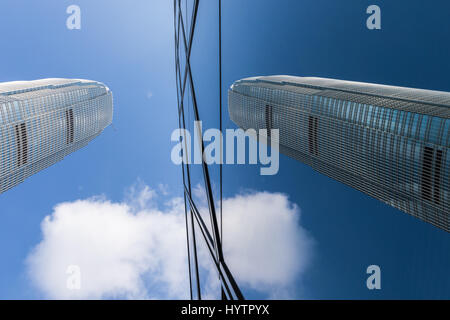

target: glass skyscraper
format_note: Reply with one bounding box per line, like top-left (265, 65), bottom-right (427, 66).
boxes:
top-left (229, 76), bottom-right (449, 232)
top-left (0, 78), bottom-right (113, 194)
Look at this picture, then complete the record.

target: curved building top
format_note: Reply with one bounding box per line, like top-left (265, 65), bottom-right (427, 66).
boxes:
top-left (231, 75), bottom-right (450, 112)
top-left (0, 78), bottom-right (110, 96)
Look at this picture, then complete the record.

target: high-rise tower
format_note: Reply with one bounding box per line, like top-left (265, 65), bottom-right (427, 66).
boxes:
top-left (0, 78), bottom-right (113, 194)
top-left (229, 76), bottom-right (449, 232)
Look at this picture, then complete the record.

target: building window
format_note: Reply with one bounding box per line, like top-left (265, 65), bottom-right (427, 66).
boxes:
top-left (308, 115), bottom-right (318, 156)
top-left (265, 104), bottom-right (273, 136)
top-left (421, 146), bottom-right (433, 201)
top-left (434, 150), bottom-right (443, 204)
top-left (15, 122), bottom-right (28, 167)
top-left (421, 146), bottom-right (444, 204)
top-left (66, 108), bottom-right (74, 144)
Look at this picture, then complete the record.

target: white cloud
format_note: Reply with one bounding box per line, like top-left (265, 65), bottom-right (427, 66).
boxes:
top-left (124, 179), bottom-right (157, 211)
top-left (157, 183), bottom-right (169, 196)
top-left (26, 184), bottom-right (314, 299)
top-left (223, 192), bottom-right (314, 298)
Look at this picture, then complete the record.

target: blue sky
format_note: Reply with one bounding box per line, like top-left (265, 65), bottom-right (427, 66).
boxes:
top-left (0, 0), bottom-right (449, 299)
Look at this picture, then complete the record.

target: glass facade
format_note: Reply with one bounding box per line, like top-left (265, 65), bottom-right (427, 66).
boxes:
top-left (0, 78), bottom-right (113, 194)
top-left (229, 76), bottom-right (449, 232)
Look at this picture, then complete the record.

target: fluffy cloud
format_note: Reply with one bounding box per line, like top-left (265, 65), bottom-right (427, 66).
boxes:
top-left (223, 192), bottom-right (313, 297)
top-left (26, 184), bottom-right (314, 299)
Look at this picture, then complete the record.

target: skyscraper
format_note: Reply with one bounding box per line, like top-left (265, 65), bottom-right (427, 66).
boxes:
top-left (229, 76), bottom-right (449, 232)
top-left (0, 78), bottom-right (113, 194)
